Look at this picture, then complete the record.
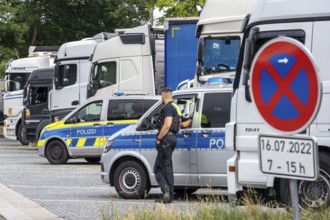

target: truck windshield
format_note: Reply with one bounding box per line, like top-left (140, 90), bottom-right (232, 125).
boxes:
top-left (28, 86), bottom-right (48, 106)
top-left (203, 37), bottom-right (240, 75)
top-left (91, 62), bottom-right (116, 90)
top-left (8, 72), bottom-right (30, 92)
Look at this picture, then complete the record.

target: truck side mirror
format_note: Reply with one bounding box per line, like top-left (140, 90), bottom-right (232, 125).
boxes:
top-left (54, 64), bottom-right (62, 89)
top-left (197, 38), bottom-right (204, 63)
top-left (23, 98), bottom-right (27, 105)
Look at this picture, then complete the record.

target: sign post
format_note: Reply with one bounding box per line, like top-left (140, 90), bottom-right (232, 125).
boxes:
top-left (250, 37), bottom-right (322, 220)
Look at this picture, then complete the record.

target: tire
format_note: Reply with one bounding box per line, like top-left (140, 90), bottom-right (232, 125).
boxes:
top-left (45, 140), bottom-right (69, 164)
top-left (174, 187), bottom-right (198, 196)
top-left (278, 152), bottom-right (330, 210)
top-left (85, 157), bottom-right (100, 164)
top-left (114, 160), bottom-right (150, 199)
top-left (17, 123), bottom-right (29, 145)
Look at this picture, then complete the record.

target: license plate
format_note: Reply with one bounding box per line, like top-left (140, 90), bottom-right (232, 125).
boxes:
top-left (259, 134), bottom-right (319, 181)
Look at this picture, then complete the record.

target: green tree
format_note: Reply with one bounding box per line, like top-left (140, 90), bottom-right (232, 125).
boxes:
top-left (0, 0), bottom-right (151, 77)
top-left (155, 0), bottom-right (205, 24)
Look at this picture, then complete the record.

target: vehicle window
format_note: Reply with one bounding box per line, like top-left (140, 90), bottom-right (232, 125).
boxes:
top-left (201, 93), bottom-right (231, 128)
top-left (173, 96), bottom-right (196, 129)
top-left (8, 73), bottom-right (30, 92)
top-left (57, 64), bottom-right (77, 88)
top-left (76, 101), bottom-right (103, 122)
top-left (28, 87), bottom-right (48, 106)
top-left (204, 37), bottom-right (240, 75)
top-left (253, 30), bottom-right (305, 62)
top-left (143, 99), bottom-right (158, 112)
top-left (92, 62), bottom-right (116, 89)
top-left (108, 99), bottom-right (143, 120)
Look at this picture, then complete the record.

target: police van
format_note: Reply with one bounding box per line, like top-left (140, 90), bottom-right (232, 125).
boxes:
top-left (38, 95), bottom-right (159, 164)
top-left (100, 86), bottom-right (232, 199)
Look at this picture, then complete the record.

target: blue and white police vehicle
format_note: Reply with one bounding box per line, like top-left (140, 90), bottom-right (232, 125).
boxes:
top-left (38, 95), bottom-right (158, 164)
top-left (100, 86), bottom-right (233, 199)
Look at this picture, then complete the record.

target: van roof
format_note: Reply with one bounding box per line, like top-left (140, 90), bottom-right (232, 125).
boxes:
top-left (173, 86), bottom-right (232, 95)
top-left (249, 0), bottom-right (330, 24)
top-left (196, 0), bottom-right (256, 36)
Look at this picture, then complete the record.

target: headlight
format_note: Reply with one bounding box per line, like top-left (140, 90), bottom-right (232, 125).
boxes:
top-left (26, 109), bottom-right (30, 118)
top-left (104, 140), bottom-right (114, 153)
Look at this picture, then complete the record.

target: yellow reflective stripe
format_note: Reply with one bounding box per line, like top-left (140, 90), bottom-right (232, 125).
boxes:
top-left (76, 138), bottom-right (86, 148)
top-left (99, 137), bottom-right (107, 147)
top-left (93, 137), bottom-right (100, 147)
top-left (37, 140), bottom-right (45, 147)
top-left (66, 138), bottom-right (72, 147)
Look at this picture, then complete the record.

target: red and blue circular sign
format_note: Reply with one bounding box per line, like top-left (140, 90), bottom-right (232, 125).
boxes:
top-left (251, 37), bottom-right (321, 134)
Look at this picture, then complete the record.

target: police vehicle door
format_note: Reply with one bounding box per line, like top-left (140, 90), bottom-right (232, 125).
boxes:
top-left (196, 92), bottom-right (234, 186)
top-left (173, 95), bottom-right (198, 185)
top-left (68, 100), bottom-right (105, 155)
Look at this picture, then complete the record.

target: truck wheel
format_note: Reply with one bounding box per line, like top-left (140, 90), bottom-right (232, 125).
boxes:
top-left (17, 123), bottom-right (29, 145)
top-left (84, 157), bottom-right (100, 164)
top-left (45, 140), bottom-right (69, 164)
top-left (279, 152), bottom-right (330, 210)
top-left (114, 160), bottom-right (150, 199)
top-left (174, 187), bottom-right (198, 196)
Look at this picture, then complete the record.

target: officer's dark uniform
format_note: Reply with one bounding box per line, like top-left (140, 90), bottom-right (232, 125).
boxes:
top-left (154, 101), bottom-right (180, 201)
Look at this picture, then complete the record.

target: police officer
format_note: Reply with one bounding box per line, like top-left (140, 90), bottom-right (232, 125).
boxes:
top-left (154, 88), bottom-right (181, 204)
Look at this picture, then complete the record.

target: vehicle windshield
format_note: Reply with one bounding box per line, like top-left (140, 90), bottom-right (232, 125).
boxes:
top-left (90, 61), bottom-right (116, 90)
top-left (28, 86), bottom-right (48, 106)
top-left (7, 72), bottom-right (30, 92)
top-left (203, 37), bottom-right (240, 75)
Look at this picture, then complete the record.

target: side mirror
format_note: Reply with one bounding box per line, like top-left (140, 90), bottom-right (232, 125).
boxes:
top-left (23, 98), bottom-right (27, 105)
top-left (197, 38), bottom-right (204, 63)
top-left (136, 118), bottom-right (149, 131)
top-left (54, 64), bottom-right (63, 89)
top-left (196, 65), bottom-right (205, 84)
top-left (41, 108), bottom-right (50, 114)
top-left (67, 117), bottom-right (78, 124)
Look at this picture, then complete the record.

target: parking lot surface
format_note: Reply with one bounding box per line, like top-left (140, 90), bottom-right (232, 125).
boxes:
top-left (0, 139), bottom-right (227, 220)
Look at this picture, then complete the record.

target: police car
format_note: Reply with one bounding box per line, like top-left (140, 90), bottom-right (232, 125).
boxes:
top-left (38, 95), bottom-right (159, 164)
top-left (100, 86), bottom-right (233, 199)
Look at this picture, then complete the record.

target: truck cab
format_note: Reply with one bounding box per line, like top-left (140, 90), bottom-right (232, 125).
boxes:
top-left (87, 25), bottom-right (161, 98)
top-left (50, 33), bottom-right (114, 122)
top-left (226, 0), bottom-right (330, 209)
top-left (101, 86), bottom-right (233, 199)
top-left (194, 0), bottom-right (256, 87)
top-left (23, 68), bottom-right (54, 143)
top-left (4, 52), bottom-right (56, 145)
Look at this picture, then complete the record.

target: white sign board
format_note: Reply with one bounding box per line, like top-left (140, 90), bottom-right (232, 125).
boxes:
top-left (259, 134), bottom-right (319, 181)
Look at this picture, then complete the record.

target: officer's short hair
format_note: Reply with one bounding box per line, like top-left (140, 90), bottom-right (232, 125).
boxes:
top-left (161, 87), bottom-right (172, 94)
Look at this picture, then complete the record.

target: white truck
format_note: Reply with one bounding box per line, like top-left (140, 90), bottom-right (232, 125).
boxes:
top-left (87, 25), bottom-right (164, 98)
top-left (49, 32), bottom-right (114, 122)
top-left (4, 50), bottom-right (57, 145)
top-left (194, 0), bottom-right (256, 87)
top-left (226, 0), bottom-right (330, 209)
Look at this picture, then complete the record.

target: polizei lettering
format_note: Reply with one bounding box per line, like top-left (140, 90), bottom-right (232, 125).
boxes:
top-left (77, 129), bottom-right (96, 135)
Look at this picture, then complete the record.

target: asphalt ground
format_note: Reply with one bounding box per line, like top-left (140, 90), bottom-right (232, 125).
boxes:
top-left (0, 138), bottom-right (229, 220)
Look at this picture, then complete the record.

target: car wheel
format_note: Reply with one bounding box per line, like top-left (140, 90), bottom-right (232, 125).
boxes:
top-left (114, 160), bottom-right (149, 199)
top-left (45, 140), bottom-right (69, 164)
top-left (17, 123), bottom-right (29, 145)
top-left (84, 157), bottom-right (100, 164)
top-left (279, 152), bottom-right (330, 210)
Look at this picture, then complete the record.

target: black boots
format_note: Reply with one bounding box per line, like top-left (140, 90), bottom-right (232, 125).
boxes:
top-left (155, 185), bottom-right (172, 204)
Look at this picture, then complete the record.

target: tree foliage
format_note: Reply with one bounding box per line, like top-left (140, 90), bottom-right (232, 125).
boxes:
top-left (0, 0), bottom-right (205, 76)
top-left (155, 0), bottom-right (205, 24)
